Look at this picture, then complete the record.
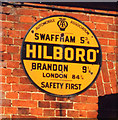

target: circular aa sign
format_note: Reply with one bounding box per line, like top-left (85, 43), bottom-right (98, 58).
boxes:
top-left (21, 15), bottom-right (102, 97)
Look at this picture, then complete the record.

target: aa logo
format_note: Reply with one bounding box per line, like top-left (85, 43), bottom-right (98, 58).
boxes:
top-left (57, 18), bottom-right (68, 31)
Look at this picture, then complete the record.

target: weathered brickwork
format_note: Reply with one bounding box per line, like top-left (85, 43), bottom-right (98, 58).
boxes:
top-left (0, 3), bottom-right (117, 119)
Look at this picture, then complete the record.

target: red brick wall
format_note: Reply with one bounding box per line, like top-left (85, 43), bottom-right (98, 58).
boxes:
top-left (1, 3), bottom-right (117, 119)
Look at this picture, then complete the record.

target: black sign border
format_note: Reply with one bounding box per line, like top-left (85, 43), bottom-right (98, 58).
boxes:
top-left (21, 15), bottom-right (102, 98)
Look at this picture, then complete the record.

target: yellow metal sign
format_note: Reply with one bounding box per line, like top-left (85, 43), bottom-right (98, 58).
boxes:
top-left (21, 15), bottom-right (102, 97)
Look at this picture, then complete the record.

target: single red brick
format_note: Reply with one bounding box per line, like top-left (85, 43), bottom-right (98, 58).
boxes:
top-left (87, 111), bottom-right (98, 118)
top-left (56, 110), bottom-right (66, 116)
top-left (87, 97), bottom-right (98, 103)
top-left (109, 70), bottom-right (117, 93)
top-left (20, 77), bottom-right (31, 84)
top-left (2, 53), bottom-right (11, 60)
top-left (13, 54), bottom-right (20, 61)
top-left (2, 22), bottom-right (14, 29)
top-left (96, 23), bottom-right (108, 30)
top-left (70, 95), bottom-right (81, 102)
top-left (51, 102), bottom-right (73, 109)
top-left (14, 38), bottom-right (23, 45)
top-left (7, 46), bottom-right (19, 53)
top-left (6, 92), bottom-right (18, 99)
top-left (1, 68), bottom-right (11, 75)
top-left (38, 101), bottom-right (50, 108)
top-left (5, 107), bottom-right (17, 114)
top-left (20, 16), bottom-right (32, 23)
top-left (7, 76), bottom-right (19, 84)
top-left (44, 94), bottom-right (56, 101)
top-left (2, 6), bottom-right (11, 14)
top-left (109, 40), bottom-right (116, 47)
top-left (108, 25), bottom-right (118, 31)
top-left (107, 61), bottom-right (114, 69)
top-left (30, 108), bottom-right (42, 115)
top-left (32, 93), bottom-right (44, 100)
top-left (19, 92), bottom-right (31, 99)
top-left (12, 100), bottom-right (37, 107)
top-left (12, 69), bottom-right (26, 76)
top-left (1, 99), bottom-right (11, 106)
top-left (91, 15), bottom-right (113, 24)
top-left (107, 54), bottom-right (116, 61)
top-left (80, 96), bottom-right (87, 103)
top-left (67, 110), bottom-right (79, 117)
top-left (74, 103), bottom-right (86, 110)
top-left (7, 15), bottom-right (19, 22)
top-left (14, 23), bottom-right (32, 31)
top-left (104, 83), bottom-right (112, 94)
top-left (86, 103), bottom-right (98, 110)
top-left (44, 109), bottom-right (54, 116)
top-left (101, 61), bottom-right (110, 82)
top-left (86, 89), bottom-right (97, 96)
top-left (8, 30), bottom-right (20, 38)
top-left (12, 84), bottom-right (37, 92)
top-left (98, 38), bottom-right (108, 45)
top-left (2, 37), bottom-right (13, 45)
top-left (79, 110), bottom-right (87, 117)
top-left (7, 61), bottom-right (19, 68)
top-left (93, 30), bottom-right (114, 38)
top-left (16, 9), bottom-right (39, 16)
top-left (96, 73), bottom-right (105, 96)
top-left (18, 108), bottom-right (29, 114)
top-left (56, 97), bottom-right (68, 101)
top-left (84, 22), bottom-right (95, 29)
top-left (1, 84), bottom-right (11, 91)
top-left (65, 13), bottom-right (89, 21)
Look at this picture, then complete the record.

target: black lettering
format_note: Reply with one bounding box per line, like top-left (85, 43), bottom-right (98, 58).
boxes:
top-left (58, 65), bottom-right (62, 71)
top-left (53, 83), bottom-right (56, 88)
top-left (37, 63), bottom-right (41, 70)
top-left (65, 36), bottom-right (69, 42)
top-left (42, 63), bottom-right (47, 70)
top-left (41, 82), bottom-right (45, 88)
top-left (78, 84), bottom-right (81, 90)
top-left (53, 64), bottom-right (57, 71)
top-left (64, 65), bottom-right (68, 72)
top-left (43, 73), bottom-right (45, 77)
top-left (40, 34), bottom-right (45, 40)
top-left (55, 35), bottom-right (59, 41)
top-left (71, 84), bottom-right (74, 89)
top-left (35, 33), bottom-right (39, 40)
top-left (46, 82), bottom-right (50, 88)
top-left (47, 64), bottom-right (52, 70)
top-left (60, 83), bottom-right (63, 89)
top-left (46, 34), bottom-right (50, 40)
top-left (51, 34), bottom-right (54, 41)
top-left (74, 84), bottom-right (78, 90)
top-left (70, 36), bottom-right (75, 42)
top-left (50, 73), bottom-right (54, 78)
top-left (50, 82), bottom-right (53, 88)
top-left (32, 63), bottom-right (36, 69)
